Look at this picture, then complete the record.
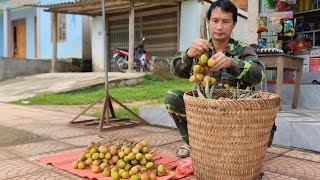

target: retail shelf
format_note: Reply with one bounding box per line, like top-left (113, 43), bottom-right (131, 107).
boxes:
top-left (296, 29), bottom-right (320, 34)
top-left (294, 8), bottom-right (320, 16)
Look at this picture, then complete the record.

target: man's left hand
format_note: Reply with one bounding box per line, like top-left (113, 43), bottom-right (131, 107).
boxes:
top-left (210, 52), bottom-right (232, 72)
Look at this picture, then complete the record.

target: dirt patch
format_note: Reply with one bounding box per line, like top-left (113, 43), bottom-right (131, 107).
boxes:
top-left (0, 125), bottom-right (47, 147)
top-left (28, 104), bottom-right (102, 116)
top-left (27, 99), bottom-right (161, 116)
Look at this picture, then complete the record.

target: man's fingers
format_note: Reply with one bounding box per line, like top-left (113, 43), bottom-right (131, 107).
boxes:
top-left (193, 45), bottom-right (206, 54)
top-left (212, 52), bottom-right (223, 60)
top-left (213, 53), bottom-right (224, 64)
top-left (188, 47), bottom-right (202, 57)
top-left (210, 60), bottom-right (224, 72)
top-left (210, 54), bottom-right (230, 72)
top-left (194, 41), bottom-right (209, 51)
top-left (201, 42), bottom-right (210, 52)
top-left (188, 39), bottom-right (210, 57)
top-left (197, 40), bottom-right (210, 51)
top-left (188, 45), bottom-right (202, 57)
top-left (203, 40), bottom-right (211, 48)
top-left (193, 49), bottom-right (203, 56)
top-left (211, 62), bottom-right (226, 72)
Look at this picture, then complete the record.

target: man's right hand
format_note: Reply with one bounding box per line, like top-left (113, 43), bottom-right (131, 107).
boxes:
top-left (187, 39), bottom-right (210, 58)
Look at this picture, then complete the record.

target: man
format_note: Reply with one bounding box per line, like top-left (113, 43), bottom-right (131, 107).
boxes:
top-left (165, 0), bottom-right (276, 158)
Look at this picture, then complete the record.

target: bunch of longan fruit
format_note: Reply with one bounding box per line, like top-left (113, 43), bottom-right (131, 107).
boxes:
top-left (72, 140), bottom-right (175, 180)
top-left (189, 54), bottom-right (216, 87)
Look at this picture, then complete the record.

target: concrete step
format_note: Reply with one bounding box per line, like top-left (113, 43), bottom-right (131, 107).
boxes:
top-left (0, 72), bottom-right (145, 102)
top-left (273, 106), bottom-right (320, 152)
top-left (267, 84), bottom-right (320, 109)
top-left (140, 105), bottom-right (320, 152)
top-left (140, 105), bottom-right (177, 128)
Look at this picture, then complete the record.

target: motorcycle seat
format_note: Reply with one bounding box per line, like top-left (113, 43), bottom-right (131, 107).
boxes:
top-left (118, 48), bottom-right (128, 51)
top-left (116, 45), bottom-right (142, 52)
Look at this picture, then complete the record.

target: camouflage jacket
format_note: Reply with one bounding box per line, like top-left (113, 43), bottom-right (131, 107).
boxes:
top-left (171, 38), bottom-right (264, 88)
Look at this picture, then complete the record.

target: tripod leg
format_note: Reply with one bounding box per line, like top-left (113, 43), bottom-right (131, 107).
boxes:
top-left (99, 95), bottom-right (110, 131)
top-left (69, 95), bottom-right (104, 123)
top-left (110, 95), bottom-right (148, 123)
top-left (109, 96), bottom-right (116, 118)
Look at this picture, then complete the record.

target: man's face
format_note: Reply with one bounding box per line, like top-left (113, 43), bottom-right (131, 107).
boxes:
top-left (207, 7), bottom-right (236, 42)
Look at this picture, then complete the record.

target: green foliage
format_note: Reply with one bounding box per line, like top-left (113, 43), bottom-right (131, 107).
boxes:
top-left (12, 89), bottom-right (105, 105)
top-left (12, 74), bottom-right (190, 119)
top-left (144, 73), bottom-right (159, 81)
top-left (112, 107), bottom-right (139, 119)
top-left (12, 74), bottom-right (190, 105)
top-left (93, 106), bottom-right (140, 119)
top-left (109, 77), bottom-right (189, 103)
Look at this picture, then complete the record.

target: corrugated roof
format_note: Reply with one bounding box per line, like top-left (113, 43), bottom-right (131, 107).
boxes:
top-left (25, 0), bottom-right (184, 16)
top-left (25, 0), bottom-right (86, 8)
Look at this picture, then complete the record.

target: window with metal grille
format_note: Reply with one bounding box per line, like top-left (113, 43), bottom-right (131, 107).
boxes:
top-left (109, 9), bottom-right (178, 55)
top-left (109, 7), bottom-right (178, 71)
top-left (142, 11), bottom-right (178, 58)
top-left (51, 14), bottom-right (67, 42)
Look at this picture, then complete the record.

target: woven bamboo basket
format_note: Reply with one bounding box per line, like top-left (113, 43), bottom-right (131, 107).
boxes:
top-left (183, 90), bottom-right (280, 180)
top-left (230, 0), bottom-right (248, 11)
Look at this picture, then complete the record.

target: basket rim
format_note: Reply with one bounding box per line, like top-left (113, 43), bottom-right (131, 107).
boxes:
top-left (184, 89), bottom-right (281, 102)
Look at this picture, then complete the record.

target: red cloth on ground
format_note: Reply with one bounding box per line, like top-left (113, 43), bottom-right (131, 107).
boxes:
top-left (37, 149), bottom-right (188, 180)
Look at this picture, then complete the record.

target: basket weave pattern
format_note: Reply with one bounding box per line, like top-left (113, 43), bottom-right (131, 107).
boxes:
top-left (230, 0), bottom-right (248, 11)
top-left (183, 90), bottom-right (280, 180)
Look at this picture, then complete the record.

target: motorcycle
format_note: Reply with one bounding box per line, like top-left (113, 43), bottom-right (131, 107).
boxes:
top-left (112, 38), bottom-right (151, 73)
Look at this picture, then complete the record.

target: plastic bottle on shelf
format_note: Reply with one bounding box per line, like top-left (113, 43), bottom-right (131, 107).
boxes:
top-left (298, 0), bottom-right (304, 12)
top-left (304, 0), bottom-right (312, 10)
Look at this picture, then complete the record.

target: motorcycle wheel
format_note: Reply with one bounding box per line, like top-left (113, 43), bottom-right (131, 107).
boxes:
top-left (115, 57), bottom-right (128, 73)
top-left (143, 61), bottom-right (151, 72)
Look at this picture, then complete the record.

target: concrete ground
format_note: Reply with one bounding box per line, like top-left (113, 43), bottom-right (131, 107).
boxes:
top-left (0, 72), bottom-right (145, 102)
top-left (1, 102), bottom-right (320, 180)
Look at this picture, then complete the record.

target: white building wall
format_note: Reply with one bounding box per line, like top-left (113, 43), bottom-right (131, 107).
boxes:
top-left (247, 0), bottom-right (259, 44)
top-left (232, 9), bottom-right (248, 43)
top-left (90, 0), bottom-right (249, 72)
top-left (179, 0), bottom-right (249, 53)
top-left (91, 16), bottom-right (104, 72)
top-left (179, 1), bottom-right (201, 51)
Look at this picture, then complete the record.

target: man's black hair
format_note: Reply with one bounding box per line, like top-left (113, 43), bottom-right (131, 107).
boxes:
top-left (207, 0), bottom-right (238, 22)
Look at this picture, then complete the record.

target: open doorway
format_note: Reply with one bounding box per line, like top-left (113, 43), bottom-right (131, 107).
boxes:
top-left (11, 19), bottom-right (26, 58)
